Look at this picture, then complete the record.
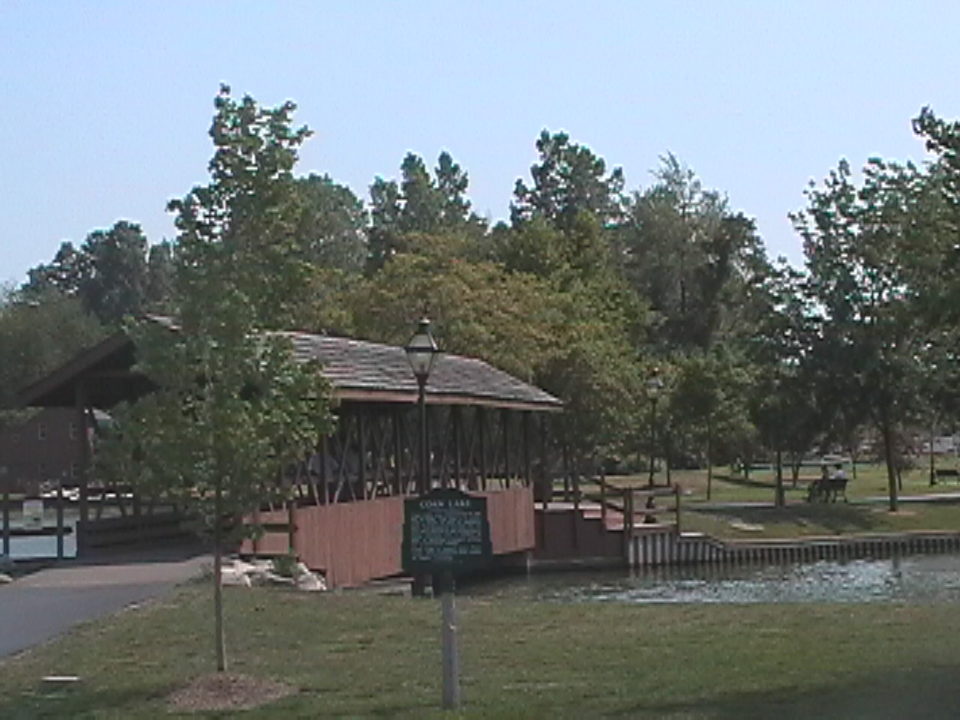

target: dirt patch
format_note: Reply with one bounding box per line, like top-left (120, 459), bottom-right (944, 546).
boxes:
top-left (167, 672), bottom-right (296, 712)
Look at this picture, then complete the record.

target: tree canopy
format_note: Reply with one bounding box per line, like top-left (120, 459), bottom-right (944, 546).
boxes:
top-left (15, 94), bottom-right (960, 512)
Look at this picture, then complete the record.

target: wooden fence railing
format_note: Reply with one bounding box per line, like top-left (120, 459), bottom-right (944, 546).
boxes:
top-left (560, 471), bottom-right (681, 541)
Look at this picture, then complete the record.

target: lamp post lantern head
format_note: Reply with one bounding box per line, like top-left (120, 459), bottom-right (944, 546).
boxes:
top-left (646, 374), bottom-right (664, 398)
top-left (405, 317), bottom-right (439, 384)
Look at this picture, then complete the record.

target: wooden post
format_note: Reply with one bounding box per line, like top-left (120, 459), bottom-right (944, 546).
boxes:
top-left (75, 382), bottom-right (90, 531)
top-left (393, 409), bottom-right (403, 496)
top-left (56, 474), bottom-right (65, 559)
top-left (665, 429), bottom-right (672, 485)
top-left (775, 448), bottom-right (785, 507)
top-left (2, 477), bottom-right (9, 559)
top-left (423, 405), bottom-right (436, 492)
top-left (307, 447), bottom-right (320, 506)
top-left (522, 411), bottom-right (531, 487)
top-left (706, 415), bottom-right (714, 501)
top-left (286, 500), bottom-right (297, 558)
top-left (674, 483), bottom-right (681, 532)
top-left (501, 409), bottom-right (511, 489)
top-left (359, 410), bottom-right (368, 500)
top-left (477, 407), bottom-right (487, 492)
top-left (624, 489), bottom-right (635, 559)
top-left (930, 424), bottom-right (937, 487)
top-left (600, 474), bottom-right (608, 525)
top-left (320, 435), bottom-right (329, 504)
top-left (572, 458), bottom-right (580, 514)
top-left (452, 406), bottom-right (462, 491)
top-left (539, 414), bottom-right (549, 510)
top-left (570, 448), bottom-right (579, 551)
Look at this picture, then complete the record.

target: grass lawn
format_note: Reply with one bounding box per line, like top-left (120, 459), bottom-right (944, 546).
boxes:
top-left (567, 464), bottom-right (960, 540)
top-left (598, 463), bottom-right (960, 505)
top-left (683, 502), bottom-right (960, 540)
top-left (3, 583), bottom-right (960, 718)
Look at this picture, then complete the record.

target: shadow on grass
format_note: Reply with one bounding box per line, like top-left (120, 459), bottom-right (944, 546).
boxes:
top-left (611, 663), bottom-right (960, 720)
top-left (0, 685), bottom-right (163, 720)
top-left (711, 474), bottom-right (776, 490)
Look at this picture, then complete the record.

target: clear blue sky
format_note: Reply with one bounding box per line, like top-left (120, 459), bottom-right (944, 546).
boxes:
top-left (2, 1), bottom-right (957, 286)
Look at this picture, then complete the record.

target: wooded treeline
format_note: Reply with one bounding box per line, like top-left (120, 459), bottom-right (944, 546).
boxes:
top-left (5, 90), bottom-right (960, 511)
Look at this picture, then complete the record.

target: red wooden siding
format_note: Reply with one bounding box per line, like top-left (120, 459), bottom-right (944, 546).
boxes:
top-left (484, 486), bottom-right (535, 553)
top-left (242, 486), bottom-right (535, 588)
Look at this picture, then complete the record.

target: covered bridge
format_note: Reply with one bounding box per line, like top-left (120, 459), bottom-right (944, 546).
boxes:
top-left (17, 325), bottom-right (563, 587)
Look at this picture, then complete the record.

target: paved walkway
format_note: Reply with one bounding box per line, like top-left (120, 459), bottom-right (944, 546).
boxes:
top-left (0, 547), bottom-right (210, 658)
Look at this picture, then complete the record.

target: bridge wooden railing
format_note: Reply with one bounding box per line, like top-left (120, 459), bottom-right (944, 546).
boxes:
top-left (560, 471), bottom-right (681, 537)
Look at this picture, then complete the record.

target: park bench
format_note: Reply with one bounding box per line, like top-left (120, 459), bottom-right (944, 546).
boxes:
top-left (934, 468), bottom-right (960, 483)
top-left (806, 476), bottom-right (849, 504)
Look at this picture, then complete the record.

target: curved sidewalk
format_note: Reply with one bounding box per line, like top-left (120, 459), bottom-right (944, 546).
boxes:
top-left (0, 547), bottom-right (210, 659)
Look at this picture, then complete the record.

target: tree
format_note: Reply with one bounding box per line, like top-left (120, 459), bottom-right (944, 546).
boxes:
top-left (343, 219), bottom-right (646, 463)
top-left (793, 157), bottom-right (937, 510)
top-left (100, 86), bottom-right (334, 672)
top-left (667, 348), bottom-right (756, 497)
top-left (0, 285), bottom-right (105, 409)
top-left (621, 156), bottom-right (773, 353)
top-left (294, 173), bottom-right (367, 273)
top-left (145, 240), bottom-right (175, 311)
top-left (511, 130), bottom-right (625, 230)
top-left (367, 151), bottom-right (485, 271)
top-left (25, 221), bottom-right (158, 324)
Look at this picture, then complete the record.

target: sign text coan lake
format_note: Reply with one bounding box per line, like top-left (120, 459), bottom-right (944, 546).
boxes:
top-left (402, 488), bottom-right (492, 573)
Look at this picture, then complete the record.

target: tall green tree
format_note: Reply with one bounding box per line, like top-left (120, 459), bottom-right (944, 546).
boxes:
top-left (145, 240), bottom-right (175, 312)
top-left (622, 156), bottom-right (772, 353)
top-left (511, 130), bottom-right (625, 230)
top-left (367, 151), bottom-right (485, 271)
top-left (0, 286), bottom-right (105, 408)
top-left (793, 157), bottom-right (936, 510)
top-left (294, 173), bottom-right (367, 273)
top-left (100, 86), bottom-right (334, 672)
top-left (25, 221), bottom-right (158, 324)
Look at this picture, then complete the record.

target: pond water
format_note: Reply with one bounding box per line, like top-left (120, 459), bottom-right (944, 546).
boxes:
top-left (467, 554), bottom-right (960, 604)
top-left (2, 508), bottom-right (78, 560)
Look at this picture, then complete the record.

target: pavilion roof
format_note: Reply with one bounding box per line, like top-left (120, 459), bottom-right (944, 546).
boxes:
top-left (17, 325), bottom-right (562, 413)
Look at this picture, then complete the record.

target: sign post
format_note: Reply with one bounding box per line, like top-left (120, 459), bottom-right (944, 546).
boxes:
top-left (402, 488), bottom-right (492, 711)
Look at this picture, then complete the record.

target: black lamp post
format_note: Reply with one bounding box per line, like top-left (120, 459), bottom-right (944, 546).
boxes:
top-left (405, 318), bottom-right (439, 496)
top-left (647, 373), bottom-right (664, 487)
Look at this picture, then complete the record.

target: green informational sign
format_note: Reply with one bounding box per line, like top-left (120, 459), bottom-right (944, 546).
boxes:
top-left (402, 488), bottom-right (493, 574)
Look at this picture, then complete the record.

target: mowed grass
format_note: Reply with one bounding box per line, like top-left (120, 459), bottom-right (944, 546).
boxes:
top-left (3, 584), bottom-right (960, 718)
top-left (683, 502), bottom-right (960, 539)
top-left (605, 462), bottom-right (960, 504)
top-left (567, 464), bottom-right (960, 540)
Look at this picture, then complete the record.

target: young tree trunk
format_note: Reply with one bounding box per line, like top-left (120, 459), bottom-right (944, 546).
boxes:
top-left (775, 448), bottom-right (785, 508)
top-left (665, 430), bottom-right (672, 485)
top-left (881, 416), bottom-right (898, 512)
top-left (214, 476), bottom-right (227, 672)
top-left (930, 424), bottom-right (937, 487)
top-left (706, 418), bottom-right (713, 501)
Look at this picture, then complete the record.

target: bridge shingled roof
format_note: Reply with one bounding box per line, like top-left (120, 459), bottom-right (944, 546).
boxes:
top-left (17, 320), bottom-right (562, 412)
top-left (281, 332), bottom-right (562, 410)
